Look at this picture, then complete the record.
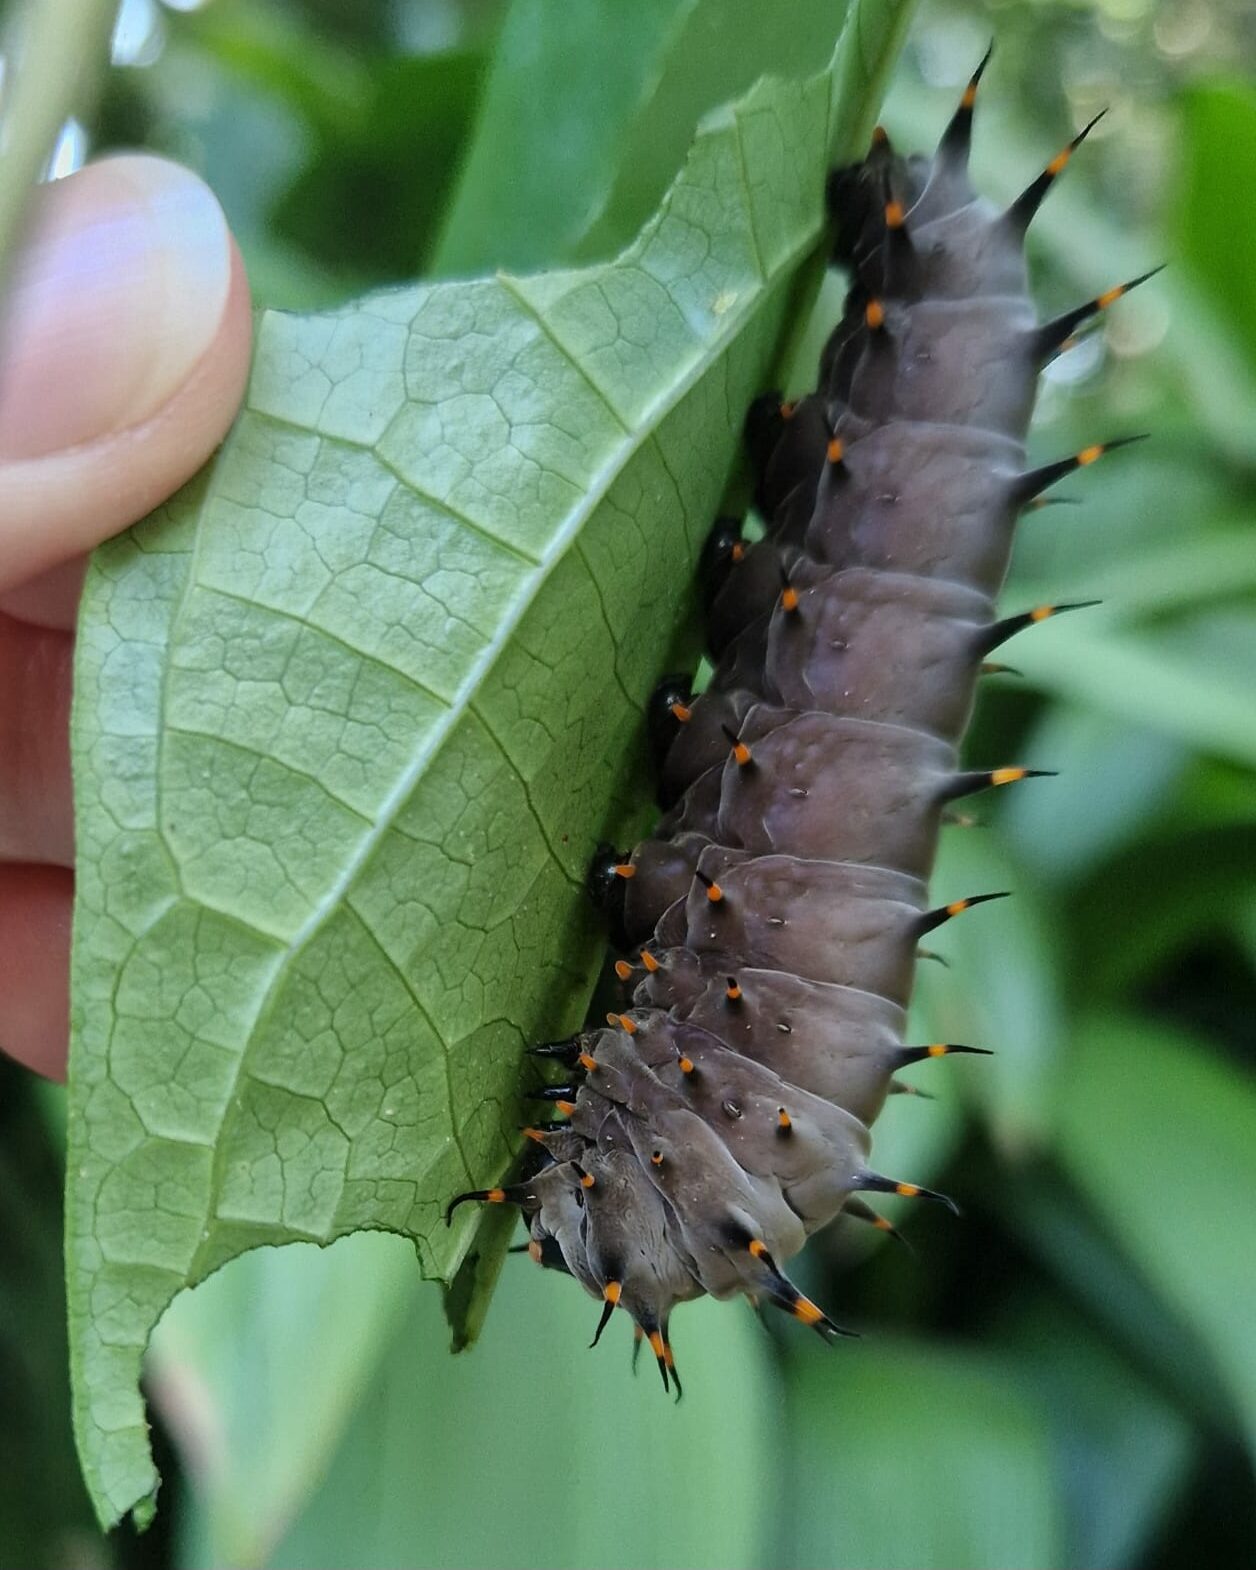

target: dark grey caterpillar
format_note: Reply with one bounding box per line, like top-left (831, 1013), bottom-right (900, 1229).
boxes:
top-left (448, 54), bottom-right (1156, 1393)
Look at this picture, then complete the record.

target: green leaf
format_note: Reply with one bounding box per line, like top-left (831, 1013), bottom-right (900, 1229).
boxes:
top-left (1001, 707), bottom-right (1186, 884)
top-left (780, 1340), bottom-right (1064, 1570)
top-left (571, 0), bottom-right (857, 265)
top-left (1005, 611), bottom-right (1256, 774)
top-left (1054, 1013), bottom-right (1256, 1456)
top-left (848, 1057), bottom-right (965, 1197)
top-left (996, 1295), bottom-right (1197, 1570)
top-left (1009, 1174), bottom-right (1238, 1433)
top-left (434, 0), bottom-right (859, 277)
top-left (161, 1242), bottom-right (780, 1570)
top-left (66, 3), bottom-right (917, 1529)
top-left (271, 50), bottom-right (486, 281)
top-left (441, 1189), bottom-right (518, 1352)
top-left (1017, 530), bottom-right (1256, 628)
top-left (147, 1233), bottom-right (416, 1569)
top-left (908, 829), bottom-right (1064, 1154)
top-left (433, 0), bottom-right (701, 274)
top-left (1178, 82), bottom-right (1256, 371)
top-left (1057, 824), bottom-right (1256, 1000)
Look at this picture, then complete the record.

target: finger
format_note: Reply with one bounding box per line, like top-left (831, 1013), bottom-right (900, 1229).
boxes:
top-left (0, 556), bottom-right (87, 632)
top-left (0, 863), bottom-right (72, 1080)
top-left (0, 611), bottom-right (74, 866)
top-left (0, 154), bottom-right (252, 594)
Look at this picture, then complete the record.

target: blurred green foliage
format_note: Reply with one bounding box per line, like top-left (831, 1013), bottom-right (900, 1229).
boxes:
top-left (3, 0), bottom-right (1255, 1566)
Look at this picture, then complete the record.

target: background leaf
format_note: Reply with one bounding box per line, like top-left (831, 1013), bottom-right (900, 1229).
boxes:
top-left (913, 826), bottom-right (1065, 1155)
top-left (1177, 81), bottom-right (1256, 368)
top-left (146, 1233), bottom-right (416, 1569)
top-left (995, 1296), bottom-right (1196, 1570)
top-left (432, 0), bottom-right (701, 274)
top-left (1054, 1014), bottom-right (1256, 1456)
top-left (780, 1341), bottom-right (1064, 1570)
top-left (154, 1233), bottom-right (778, 1570)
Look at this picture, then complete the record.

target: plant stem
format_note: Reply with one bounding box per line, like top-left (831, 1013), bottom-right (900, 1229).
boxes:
top-left (0, 0), bottom-right (118, 299)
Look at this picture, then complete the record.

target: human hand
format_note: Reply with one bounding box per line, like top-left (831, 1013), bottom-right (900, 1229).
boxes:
top-left (0, 154), bottom-right (252, 1079)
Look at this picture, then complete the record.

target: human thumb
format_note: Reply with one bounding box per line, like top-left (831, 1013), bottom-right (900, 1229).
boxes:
top-left (0, 154), bottom-right (251, 595)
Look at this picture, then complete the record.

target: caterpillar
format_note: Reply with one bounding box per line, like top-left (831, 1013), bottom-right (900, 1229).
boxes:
top-left (447, 52), bottom-right (1154, 1394)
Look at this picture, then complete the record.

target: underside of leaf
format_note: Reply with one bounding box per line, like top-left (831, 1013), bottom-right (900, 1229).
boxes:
top-left (65, 0), bottom-right (914, 1530)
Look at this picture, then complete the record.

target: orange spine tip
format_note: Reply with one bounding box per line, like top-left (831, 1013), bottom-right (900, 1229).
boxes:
top-left (748, 1238), bottom-right (768, 1259)
top-left (678, 1056), bottom-right (695, 1075)
top-left (640, 949), bottom-right (660, 972)
top-left (873, 1216), bottom-right (895, 1232)
top-left (1096, 283), bottom-right (1124, 309)
top-left (884, 199), bottom-right (905, 228)
top-left (990, 767), bottom-right (1027, 786)
top-left (1046, 148), bottom-right (1071, 177)
top-left (927, 1044), bottom-right (949, 1058)
top-left (778, 1108), bottom-right (792, 1130)
top-left (794, 1297), bottom-right (825, 1326)
top-left (705, 882), bottom-right (724, 903)
top-left (670, 701), bottom-right (692, 723)
top-left (613, 959), bottom-right (633, 982)
top-left (725, 983), bottom-right (742, 1002)
top-left (650, 1149), bottom-right (664, 1165)
top-left (960, 83), bottom-right (978, 110)
top-left (779, 399), bottom-right (797, 419)
top-left (555, 1099), bottom-right (576, 1117)
top-left (780, 586), bottom-right (800, 613)
top-left (1029, 604), bottom-right (1056, 623)
top-left (730, 540), bottom-right (746, 563)
top-left (578, 1052), bottom-right (598, 1073)
top-left (896, 1183), bottom-right (921, 1198)
top-left (613, 862), bottom-right (636, 879)
top-left (945, 899), bottom-right (968, 917)
top-left (603, 1280), bottom-right (622, 1304)
top-left (486, 1187), bottom-right (507, 1204)
top-left (865, 298), bottom-right (886, 330)
top-left (732, 740), bottom-right (752, 767)
top-left (580, 1170), bottom-right (595, 1189)
top-left (1077, 443), bottom-right (1104, 466)
top-left (826, 436), bottom-right (844, 464)
top-left (648, 1330), bottom-right (665, 1358)
top-left (522, 1126), bottom-right (547, 1142)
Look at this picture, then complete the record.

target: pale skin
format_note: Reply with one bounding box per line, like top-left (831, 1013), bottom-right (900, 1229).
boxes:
top-left (0, 154), bottom-right (253, 1078)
